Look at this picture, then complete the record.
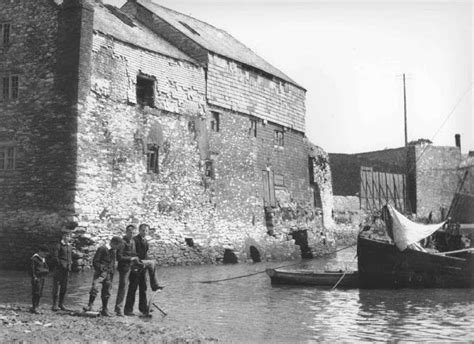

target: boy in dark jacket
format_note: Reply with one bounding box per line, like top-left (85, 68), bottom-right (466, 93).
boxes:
top-left (51, 228), bottom-right (73, 311)
top-left (30, 246), bottom-right (49, 314)
top-left (114, 224), bottom-right (139, 316)
top-left (83, 236), bottom-right (123, 316)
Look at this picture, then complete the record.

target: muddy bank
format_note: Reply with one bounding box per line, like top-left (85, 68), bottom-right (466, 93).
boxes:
top-left (0, 304), bottom-right (217, 343)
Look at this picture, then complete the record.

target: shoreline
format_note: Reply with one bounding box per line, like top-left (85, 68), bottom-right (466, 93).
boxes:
top-left (0, 304), bottom-right (218, 343)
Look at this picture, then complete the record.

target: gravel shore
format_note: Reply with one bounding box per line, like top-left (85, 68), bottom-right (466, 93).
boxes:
top-left (0, 304), bottom-right (218, 343)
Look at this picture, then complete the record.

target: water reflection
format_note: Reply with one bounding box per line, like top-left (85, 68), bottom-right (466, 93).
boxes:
top-left (1, 248), bottom-right (472, 342)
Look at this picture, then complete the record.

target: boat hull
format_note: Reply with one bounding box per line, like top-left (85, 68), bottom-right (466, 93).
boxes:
top-left (357, 235), bottom-right (474, 288)
top-left (266, 268), bottom-right (360, 288)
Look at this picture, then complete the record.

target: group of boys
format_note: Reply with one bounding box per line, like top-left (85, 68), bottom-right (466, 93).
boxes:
top-left (30, 223), bottom-right (160, 317)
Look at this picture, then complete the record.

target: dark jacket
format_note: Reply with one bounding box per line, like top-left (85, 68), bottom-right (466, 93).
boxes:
top-left (134, 235), bottom-right (149, 260)
top-left (30, 254), bottom-right (49, 279)
top-left (117, 236), bottom-right (137, 272)
top-left (92, 246), bottom-right (116, 274)
top-left (52, 241), bottom-right (73, 271)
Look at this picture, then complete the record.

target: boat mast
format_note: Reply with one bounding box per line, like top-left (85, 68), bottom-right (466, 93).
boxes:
top-left (403, 73), bottom-right (408, 147)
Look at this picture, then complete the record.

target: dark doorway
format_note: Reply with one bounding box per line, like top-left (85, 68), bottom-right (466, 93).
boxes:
top-left (290, 230), bottom-right (313, 259)
top-left (249, 246), bottom-right (261, 263)
top-left (223, 249), bottom-right (238, 264)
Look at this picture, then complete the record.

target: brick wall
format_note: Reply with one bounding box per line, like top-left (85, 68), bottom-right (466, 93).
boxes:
top-left (207, 54), bottom-right (306, 132)
top-left (0, 0), bottom-right (80, 268)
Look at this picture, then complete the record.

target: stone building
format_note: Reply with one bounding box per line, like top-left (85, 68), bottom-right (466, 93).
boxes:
top-left (329, 141), bottom-right (463, 222)
top-left (0, 0), bottom-right (332, 268)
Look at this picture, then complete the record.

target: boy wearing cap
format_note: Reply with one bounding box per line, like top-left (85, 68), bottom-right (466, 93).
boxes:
top-left (51, 227), bottom-right (74, 311)
top-left (30, 245), bottom-right (49, 314)
top-left (83, 236), bottom-right (123, 316)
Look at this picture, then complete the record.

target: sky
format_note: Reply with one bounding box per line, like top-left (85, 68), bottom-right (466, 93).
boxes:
top-left (105, 0), bottom-right (473, 154)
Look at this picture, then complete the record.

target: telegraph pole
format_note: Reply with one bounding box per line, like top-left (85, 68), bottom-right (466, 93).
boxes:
top-left (403, 73), bottom-right (408, 146)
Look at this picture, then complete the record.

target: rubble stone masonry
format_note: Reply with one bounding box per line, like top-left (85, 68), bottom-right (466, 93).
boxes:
top-left (413, 144), bottom-right (461, 220)
top-left (0, 0), bottom-right (79, 269)
top-left (1, 0), bottom-right (333, 268)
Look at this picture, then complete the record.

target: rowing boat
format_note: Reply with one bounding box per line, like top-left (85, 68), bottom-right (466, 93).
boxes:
top-left (266, 268), bottom-right (359, 288)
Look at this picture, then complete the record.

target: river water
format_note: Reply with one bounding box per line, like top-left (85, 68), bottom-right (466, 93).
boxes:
top-left (1, 248), bottom-right (473, 343)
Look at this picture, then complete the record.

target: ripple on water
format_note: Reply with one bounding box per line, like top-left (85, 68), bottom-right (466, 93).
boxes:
top-left (1, 248), bottom-right (473, 342)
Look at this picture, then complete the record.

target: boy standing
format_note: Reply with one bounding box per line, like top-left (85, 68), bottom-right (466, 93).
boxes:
top-left (83, 236), bottom-right (123, 316)
top-left (30, 246), bottom-right (49, 314)
top-left (114, 225), bottom-right (138, 316)
top-left (51, 228), bottom-right (73, 311)
top-left (125, 223), bottom-right (160, 316)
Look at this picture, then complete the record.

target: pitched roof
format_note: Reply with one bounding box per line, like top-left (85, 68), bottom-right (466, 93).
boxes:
top-left (134, 0), bottom-right (302, 88)
top-left (93, 2), bottom-right (197, 64)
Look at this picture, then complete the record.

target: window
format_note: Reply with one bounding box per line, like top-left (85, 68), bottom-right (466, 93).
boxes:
top-left (249, 118), bottom-right (257, 137)
top-left (274, 174), bottom-right (284, 187)
top-left (0, 75), bottom-right (19, 102)
top-left (308, 157), bottom-right (315, 185)
top-left (146, 144), bottom-right (159, 173)
top-left (204, 160), bottom-right (214, 179)
top-left (178, 21), bottom-right (200, 36)
top-left (136, 75), bottom-right (155, 107)
top-left (0, 23), bottom-right (10, 47)
top-left (0, 146), bottom-right (16, 170)
top-left (210, 112), bottom-right (220, 132)
top-left (274, 130), bottom-right (284, 147)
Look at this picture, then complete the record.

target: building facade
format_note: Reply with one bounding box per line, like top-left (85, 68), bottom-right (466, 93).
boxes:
top-left (329, 142), bottom-right (463, 222)
top-left (0, 0), bottom-right (333, 268)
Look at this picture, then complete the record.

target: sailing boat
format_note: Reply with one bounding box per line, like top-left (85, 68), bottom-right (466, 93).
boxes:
top-left (357, 204), bottom-right (474, 288)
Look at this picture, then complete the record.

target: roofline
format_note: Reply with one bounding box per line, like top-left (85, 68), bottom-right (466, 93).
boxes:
top-left (209, 51), bottom-right (307, 92)
top-left (330, 144), bottom-right (459, 156)
top-left (131, 0), bottom-right (306, 91)
top-left (92, 30), bottom-right (201, 67)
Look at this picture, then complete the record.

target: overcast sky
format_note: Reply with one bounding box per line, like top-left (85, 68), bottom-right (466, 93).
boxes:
top-left (105, 0), bottom-right (473, 154)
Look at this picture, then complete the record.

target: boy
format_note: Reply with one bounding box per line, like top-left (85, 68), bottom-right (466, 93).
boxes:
top-left (114, 224), bottom-right (138, 316)
top-left (125, 224), bottom-right (160, 316)
top-left (30, 245), bottom-right (49, 314)
top-left (83, 236), bottom-right (123, 316)
top-left (51, 228), bottom-right (73, 311)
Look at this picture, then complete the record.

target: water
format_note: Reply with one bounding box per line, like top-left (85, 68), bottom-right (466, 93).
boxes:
top-left (1, 248), bottom-right (473, 343)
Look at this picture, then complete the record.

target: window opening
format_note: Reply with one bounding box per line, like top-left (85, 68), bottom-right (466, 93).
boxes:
top-left (146, 144), bottom-right (159, 173)
top-left (1, 23), bottom-right (10, 46)
top-left (210, 112), bottom-right (220, 132)
top-left (178, 21), bottom-right (200, 36)
top-left (1, 75), bottom-right (19, 102)
top-left (274, 130), bottom-right (284, 147)
top-left (136, 75), bottom-right (155, 107)
top-left (0, 146), bottom-right (16, 170)
top-left (249, 118), bottom-right (257, 137)
top-left (205, 160), bottom-right (214, 179)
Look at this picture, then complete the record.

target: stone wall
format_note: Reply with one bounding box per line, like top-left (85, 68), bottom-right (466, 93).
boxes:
top-left (413, 144), bottom-right (462, 220)
top-left (0, 0), bottom-right (330, 268)
top-left (0, 0), bottom-right (79, 269)
top-left (72, 30), bottom-right (312, 266)
top-left (329, 144), bottom-right (461, 221)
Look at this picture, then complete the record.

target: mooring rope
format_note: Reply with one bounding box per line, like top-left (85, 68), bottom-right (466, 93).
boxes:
top-left (195, 242), bottom-right (357, 284)
top-left (330, 252), bottom-right (358, 290)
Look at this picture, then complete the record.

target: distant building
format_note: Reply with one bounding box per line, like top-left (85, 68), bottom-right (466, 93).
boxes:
top-left (0, 0), bottom-right (332, 268)
top-left (329, 142), bottom-right (463, 222)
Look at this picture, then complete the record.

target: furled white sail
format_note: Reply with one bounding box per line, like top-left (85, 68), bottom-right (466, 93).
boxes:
top-left (387, 205), bottom-right (445, 251)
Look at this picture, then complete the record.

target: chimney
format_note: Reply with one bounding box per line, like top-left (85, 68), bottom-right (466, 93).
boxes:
top-left (455, 134), bottom-right (461, 150)
top-left (57, 0), bottom-right (94, 104)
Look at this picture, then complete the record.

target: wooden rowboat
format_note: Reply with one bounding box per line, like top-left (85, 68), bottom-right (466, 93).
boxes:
top-left (266, 268), bottom-right (360, 288)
